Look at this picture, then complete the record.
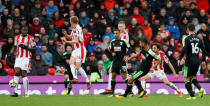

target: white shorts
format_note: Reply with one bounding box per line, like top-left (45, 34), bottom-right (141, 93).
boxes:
top-left (148, 70), bottom-right (167, 80)
top-left (71, 47), bottom-right (87, 63)
top-left (14, 57), bottom-right (30, 72)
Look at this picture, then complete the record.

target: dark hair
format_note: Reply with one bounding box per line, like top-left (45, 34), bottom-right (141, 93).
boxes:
top-left (113, 28), bottom-right (120, 32)
top-left (187, 23), bottom-right (195, 32)
top-left (140, 36), bottom-right (149, 44)
top-left (152, 43), bottom-right (161, 50)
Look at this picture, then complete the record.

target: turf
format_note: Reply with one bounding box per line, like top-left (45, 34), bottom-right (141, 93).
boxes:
top-left (1, 95), bottom-right (210, 106)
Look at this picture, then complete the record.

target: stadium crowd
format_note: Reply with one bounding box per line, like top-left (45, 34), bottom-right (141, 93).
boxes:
top-left (0, 0), bottom-right (209, 81)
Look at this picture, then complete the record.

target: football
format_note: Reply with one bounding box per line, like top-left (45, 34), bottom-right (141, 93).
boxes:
top-left (9, 79), bottom-right (17, 88)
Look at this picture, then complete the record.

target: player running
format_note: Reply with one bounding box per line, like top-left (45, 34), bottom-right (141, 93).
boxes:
top-left (116, 37), bottom-right (161, 98)
top-left (61, 16), bottom-right (91, 89)
top-left (141, 43), bottom-right (182, 97)
top-left (180, 23), bottom-right (207, 100)
top-left (10, 27), bottom-right (36, 98)
top-left (101, 21), bottom-right (130, 95)
top-left (108, 29), bottom-right (129, 97)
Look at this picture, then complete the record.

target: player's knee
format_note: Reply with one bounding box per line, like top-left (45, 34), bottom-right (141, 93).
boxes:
top-left (128, 77), bottom-right (133, 83)
top-left (64, 75), bottom-right (69, 79)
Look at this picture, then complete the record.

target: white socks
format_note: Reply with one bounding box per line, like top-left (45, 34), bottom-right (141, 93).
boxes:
top-left (78, 67), bottom-right (89, 82)
top-left (141, 80), bottom-right (146, 89)
top-left (107, 73), bottom-right (112, 90)
top-left (169, 83), bottom-right (179, 92)
top-left (70, 64), bottom-right (77, 79)
top-left (23, 77), bottom-right (29, 95)
top-left (14, 76), bottom-right (19, 93)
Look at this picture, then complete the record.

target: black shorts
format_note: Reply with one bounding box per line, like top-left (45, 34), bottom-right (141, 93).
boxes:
top-left (64, 70), bottom-right (73, 80)
top-left (112, 61), bottom-right (127, 74)
top-left (183, 63), bottom-right (199, 78)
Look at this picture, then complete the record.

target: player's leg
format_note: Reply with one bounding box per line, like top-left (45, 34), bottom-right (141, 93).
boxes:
top-left (21, 70), bottom-right (29, 98)
top-left (183, 66), bottom-right (196, 100)
top-left (100, 65), bottom-right (112, 95)
top-left (162, 77), bottom-right (182, 97)
top-left (64, 73), bottom-right (69, 95)
top-left (69, 56), bottom-right (77, 81)
top-left (78, 66), bottom-right (91, 89)
top-left (11, 67), bottom-right (21, 97)
top-left (111, 71), bottom-right (117, 95)
top-left (67, 71), bottom-right (73, 95)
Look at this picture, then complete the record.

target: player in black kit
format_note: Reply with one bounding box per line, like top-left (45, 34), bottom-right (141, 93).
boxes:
top-left (180, 24), bottom-right (207, 100)
top-left (116, 37), bottom-right (161, 98)
top-left (109, 29), bottom-right (128, 96)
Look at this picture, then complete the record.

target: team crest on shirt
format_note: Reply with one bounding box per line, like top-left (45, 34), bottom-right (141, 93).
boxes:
top-left (120, 42), bottom-right (123, 45)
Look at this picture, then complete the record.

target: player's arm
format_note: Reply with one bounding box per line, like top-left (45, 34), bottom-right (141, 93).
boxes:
top-left (149, 49), bottom-right (161, 71)
top-left (200, 40), bottom-right (207, 62)
top-left (11, 46), bottom-right (17, 54)
top-left (64, 36), bottom-right (79, 44)
top-left (167, 61), bottom-right (178, 79)
top-left (62, 29), bottom-right (72, 40)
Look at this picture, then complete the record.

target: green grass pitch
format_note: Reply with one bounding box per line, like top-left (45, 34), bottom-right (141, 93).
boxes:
top-left (1, 95), bottom-right (210, 106)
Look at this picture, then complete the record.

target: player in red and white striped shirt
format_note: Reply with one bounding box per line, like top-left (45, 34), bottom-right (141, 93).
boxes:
top-left (62, 16), bottom-right (91, 90)
top-left (141, 43), bottom-right (182, 97)
top-left (11, 27), bottom-right (36, 98)
top-left (118, 21), bottom-right (129, 45)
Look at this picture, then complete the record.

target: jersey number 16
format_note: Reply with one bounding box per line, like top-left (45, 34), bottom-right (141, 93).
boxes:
top-left (191, 43), bottom-right (199, 54)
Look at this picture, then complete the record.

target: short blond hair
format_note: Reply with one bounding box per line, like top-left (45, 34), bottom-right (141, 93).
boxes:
top-left (70, 16), bottom-right (79, 24)
top-left (118, 21), bottom-right (125, 25)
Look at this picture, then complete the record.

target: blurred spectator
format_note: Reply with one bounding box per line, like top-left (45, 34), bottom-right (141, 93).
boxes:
top-left (166, 16), bottom-right (180, 40)
top-left (29, 17), bottom-right (43, 36)
top-left (53, 10), bottom-right (64, 28)
top-left (39, 8), bottom-right (52, 28)
top-left (45, 0), bottom-right (58, 18)
top-left (95, 46), bottom-right (103, 60)
top-left (6, 52), bottom-right (15, 68)
top-left (118, 8), bottom-right (131, 26)
top-left (86, 2), bottom-right (96, 17)
top-left (197, 23), bottom-right (209, 51)
top-left (48, 22), bottom-right (58, 39)
top-left (192, 18), bottom-right (201, 33)
top-left (19, 2), bottom-right (28, 20)
top-left (204, 60), bottom-right (210, 81)
top-left (140, 1), bottom-right (151, 22)
top-left (98, 60), bottom-right (107, 76)
top-left (40, 44), bottom-right (53, 67)
top-left (141, 20), bottom-right (153, 40)
top-left (154, 34), bottom-right (163, 45)
top-left (0, 0), bottom-right (6, 14)
top-left (124, 2), bottom-right (133, 15)
top-left (3, 19), bottom-right (14, 39)
top-left (13, 25), bottom-right (20, 35)
top-left (189, 2), bottom-right (199, 17)
top-left (12, 8), bottom-right (21, 25)
top-left (20, 17), bottom-right (29, 30)
top-left (127, 18), bottom-right (139, 36)
top-left (101, 53), bottom-right (112, 71)
top-left (47, 37), bottom-right (57, 54)
top-left (100, 36), bottom-right (110, 51)
top-left (82, 27), bottom-right (93, 46)
top-left (58, 1), bottom-right (69, 17)
top-left (79, 10), bottom-right (89, 27)
top-left (169, 51), bottom-right (181, 74)
top-left (176, 0), bottom-right (186, 21)
top-left (107, 9), bottom-right (118, 28)
top-left (158, 24), bottom-right (170, 41)
top-left (168, 38), bottom-right (177, 53)
top-left (73, 2), bottom-right (81, 17)
top-left (30, 54), bottom-right (48, 76)
top-left (133, 26), bottom-right (146, 40)
top-left (181, 10), bottom-right (193, 23)
top-left (0, 60), bottom-right (7, 76)
top-left (179, 17), bottom-right (189, 35)
top-left (197, 9), bottom-right (208, 24)
top-left (40, 27), bottom-right (49, 44)
top-left (99, 3), bottom-right (108, 18)
top-left (207, 17), bottom-right (210, 29)
top-left (104, 0), bottom-right (115, 11)
top-left (131, 7), bottom-right (144, 25)
top-left (30, 0), bottom-right (42, 19)
top-left (34, 34), bottom-right (42, 54)
top-left (87, 19), bottom-right (97, 36)
top-left (156, 8), bottom-right (168, 25)
top-left (53, 44), bottom-right (65, 72)
top-left (93, 12), bottom-right (100, 24)
top-left (102, 26), bottom-right (114, 41)
top-left (2, 37), bottom-right (13, 59)
top-left (85, 53), bottom-right (98, 75)
top-left (87, 37), bottom-right (97, 54)
top-left (113, 2), bottom-right (122, 17)
top-left (1, 8), bottom-right (12, 26)
top-left (151, 18), bottom-right (160, 39)
top-left (165, 0), bottom-right (175, 17)
top-left (95, 16), bottom-right (107, 36)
